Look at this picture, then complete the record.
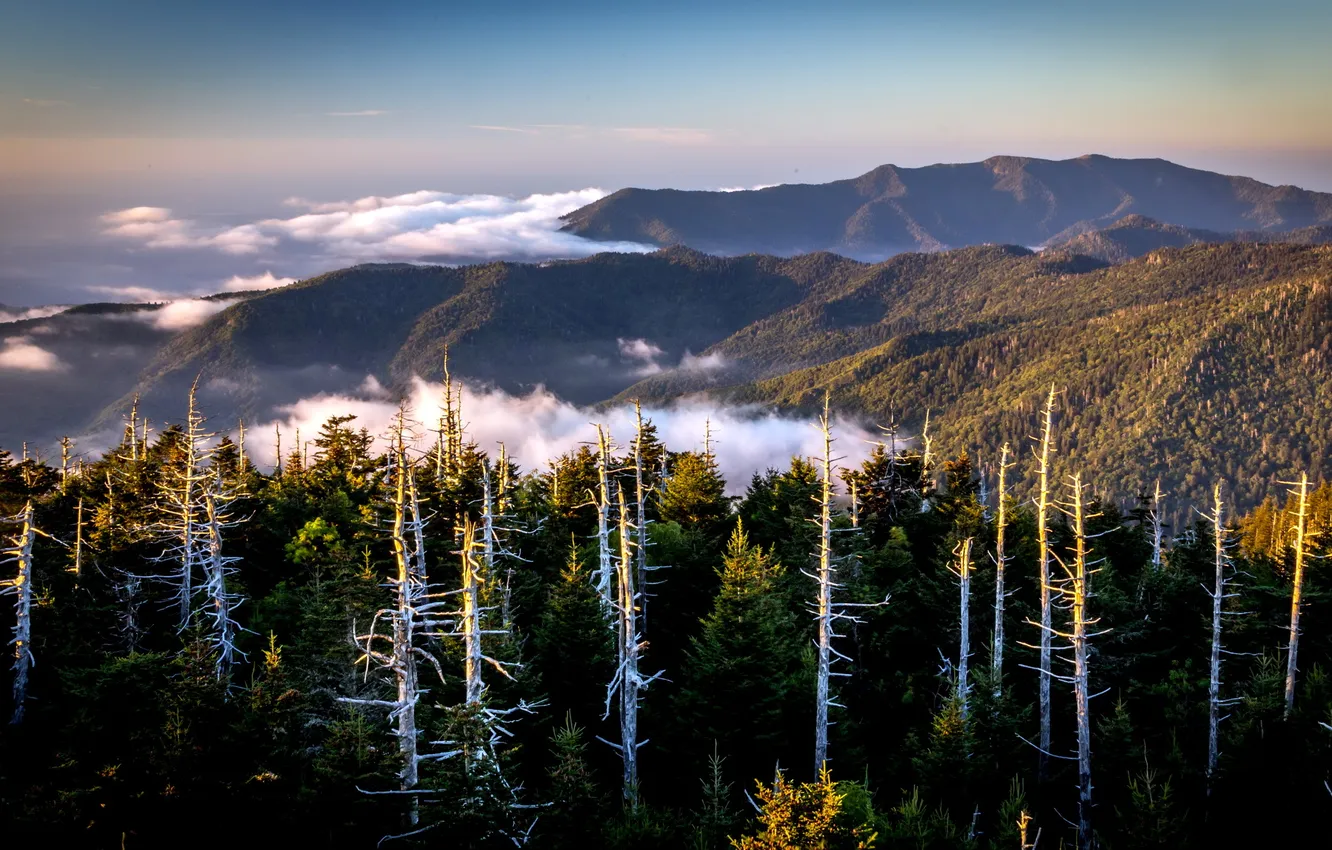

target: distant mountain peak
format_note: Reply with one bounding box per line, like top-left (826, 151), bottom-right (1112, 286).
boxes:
top-left (562, 155), bottom-right (1332, 260)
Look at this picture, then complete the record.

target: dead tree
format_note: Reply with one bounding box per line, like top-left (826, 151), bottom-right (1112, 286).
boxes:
top-left (70, 497), bottom-right (84, 587)
top-left (1033, 384), bottom-right (1057, 778)
top-left (1025, 472), bottom-right (1107, 850)
top-left (150, 381), bottom-right (213, 630)
top-left (1204, 484), bottom-right (1242, 790)
top-left (428, 479), bottom-right (541, 842)
top-left (2, 502), bottom-right (36, 725)
top-left (434, 347), bottom-right (465, 488)
top-left (808, 398), bottom-right (886, 774)
top-left (1284, 472), bottom-right (1314, 718)
top-left (593, 425), bottom-right (615, 616)
top-left (200, 473), bottom-right (246, 678)
top-left (992, 442), bottom-right (1014, 696)
top-left (59, 436), bottom-right (73, 492)
top-left (1149, 479), bottom-right (1165, 570)
top-left (949, 537), bottom-right (975, 718)
top-left (599, 481), bottom-right (662, 806)
top-left (632, 400), bottom-right (653, 628)
top-left (340, 415), bottom-right (446, 826)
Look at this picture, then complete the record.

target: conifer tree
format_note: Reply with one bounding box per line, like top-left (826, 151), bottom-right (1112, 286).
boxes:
top-left (676, 521), bottom-right (800, 785)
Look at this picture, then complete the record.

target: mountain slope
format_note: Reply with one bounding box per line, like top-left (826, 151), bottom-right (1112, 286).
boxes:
top-left (561, 155), bottom-right (1332, 258)
top-left (99, 249), bottom-right (870, 428)
top-left (43, 239), bottom-right (1332, 516)
top-left (1048, 214), bottom-right (1332, 263)
top-left (621, 242), bottom-right (1332, 511)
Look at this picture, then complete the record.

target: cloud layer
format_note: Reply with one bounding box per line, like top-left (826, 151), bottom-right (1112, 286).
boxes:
top-left (0, 305), bottom-right (69, 324)
top-left (101, 189), bottom-right (655, 266)
top-left (0, 336), bottom-right (67, 372)
top-left (253, 378), bottom-right (878, 494)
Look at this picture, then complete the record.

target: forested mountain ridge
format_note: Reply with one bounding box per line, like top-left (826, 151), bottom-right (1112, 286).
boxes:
top-left (1046, 214), bottom-right (1332, 263)
top-left (10, 239), bottom-right (1323, 520)
top-left (620, 242), bottom-right (1332, 513)
top-left (560, 154), bottom-right (1332, 257)
top-left (94, 249), bottom-right (870, 429)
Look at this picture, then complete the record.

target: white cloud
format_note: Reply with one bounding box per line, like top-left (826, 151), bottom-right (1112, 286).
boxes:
top-left (0, 337), bottom-right (67, 372)
top-left (100, 207), bottom-right (277, 255)
top-left (253, 378), bottom-right (879, 494)
top-left (87, 284), bottom-right (173, 302)
top-left (616, 338), bottom-right (727, 376)
top-left (326, 110), bottom-right (387, 117)
top-left (102, 189), bottom-right (655, 264)
top-left (469, 125), bottom-right (537, 134)
top-left (145, 298), bottom-right (240, 331)
top-left (22, 97), bottom-right (71, 107)
top-left (221, 271), bottom-right (296, 292)
top-left (0, 305), bottom-right (69, 324)
top-left (715, 184), bottom-right (779, 192)
top-left (679, 350), bottom-right (727, 372)
top-left (617, 337), bottom-right (667, 375)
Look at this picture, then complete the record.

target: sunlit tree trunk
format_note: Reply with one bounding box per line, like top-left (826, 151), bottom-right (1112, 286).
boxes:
top-left (1284, 472), bottom-right (1312, 718)
top-left (992, 442), bottom-right (1013, 696)
top-left (2, 502), bottom-right (36, 725)
top-left (1150, 478), bottom-right (1165, 569)
top-left (594, 425), bottom-right (615, 616)
top-left (813, 404), bottom-right (835, 775)
top-left (614, 483), bottom-right (643, 804)
top-left (1034, 385), bottom-right (1057, 778)
top-left (951, 537), bottom-right (974, 718)
top-left (1205, 483), bottom-right (1237, 790)
top-left (633, 401), bottom-right (652, 628)
top-left (1067, 473), bottom-right (1095, 850)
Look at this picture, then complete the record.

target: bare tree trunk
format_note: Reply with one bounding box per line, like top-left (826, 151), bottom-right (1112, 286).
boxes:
top-left (1067, 473), bottom-right (1094, 850)
top-left (1206, 484), bottom-right (1232, 790)
top-left (992, 443), bottom-right (1013, 696)
top-left (952, 537), bottom-right (974, 719)
top-left (392, 431), bottom-right (421, 815)
top-left (176, 385), bottom-right (206, 627)
top-left (460, 521), bottom-right (484, 708)
top-left (1284, 472), bottom-right (1311, 718)
top-left (616, 482), bottom-right (641, 805)
top-left (149, 381), bottom-right (213, 632)
top-left (633, 401), bottom-right (650, 629)
top-left (3, 502), bottom-right (36, 725)
top-left (1150, 478), bottom-right (1165, 569)
top-left (813, 404), bottom-right (835, 776)
top-left (594, 425), bottom-right (615, 617)
top-left (1035, 385), bottom-right (1057, 779)
top-left (201, 475), bottom-right (246, 678)
top-left (60, 436), bottom-right (72, 492)
top-left (72, 497), bottom-right (84, 587)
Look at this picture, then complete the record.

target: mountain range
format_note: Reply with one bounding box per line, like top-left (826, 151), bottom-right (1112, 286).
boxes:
top-left (561, 154), bottom-right (1332, 258)
top-left (3, 155), bottom-right (1330, 511)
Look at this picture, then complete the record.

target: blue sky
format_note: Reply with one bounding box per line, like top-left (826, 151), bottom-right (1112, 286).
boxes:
top-left (3, 0), bottom-right (1331, 191)
top-left (2, 0), bottom-right (1332, 306)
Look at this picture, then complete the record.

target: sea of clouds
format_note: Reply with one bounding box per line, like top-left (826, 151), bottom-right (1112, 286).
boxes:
top-left (99, 188), bottom-right (655, 266)
top-left (249, 377), bottom-right (880, 494)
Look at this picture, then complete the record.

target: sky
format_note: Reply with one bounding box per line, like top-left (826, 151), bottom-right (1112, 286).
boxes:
top-left (3, 0), bottom-right (1332, 304)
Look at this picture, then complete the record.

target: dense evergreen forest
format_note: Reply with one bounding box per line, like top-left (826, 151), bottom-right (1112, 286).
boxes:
top-left (1, 379), bottom-right (1330, 849)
